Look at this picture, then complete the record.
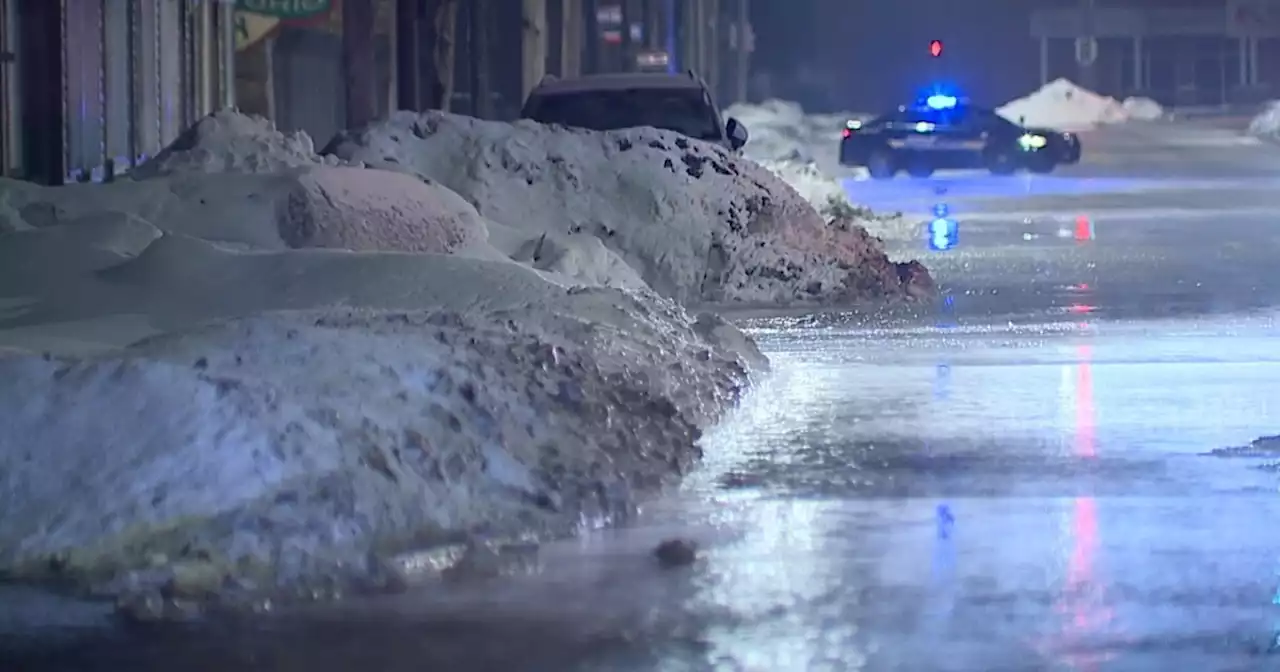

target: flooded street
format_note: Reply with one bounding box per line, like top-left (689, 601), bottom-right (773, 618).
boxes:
top-left (8, 121), bottom-right (1280, 671)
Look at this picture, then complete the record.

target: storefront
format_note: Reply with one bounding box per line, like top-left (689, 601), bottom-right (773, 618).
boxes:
top-left (1029, 1), bottom-right (1280, 106)
top-left (0, 0), bottom-right (235, 185)
top-left (233, 0), bottom-right (395, 145)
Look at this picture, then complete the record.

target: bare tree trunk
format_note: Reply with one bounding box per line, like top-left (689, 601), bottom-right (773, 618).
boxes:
top-left (521, 0), bottom-right (547, 101)
top-left (435, 0), bottom-right (458, 110)
top-left (468, 0), bottom-right (490, 117)
top-left (560, 0), bottom-right (582, 77)
top-left (343, 0), bottom-right (378, 128)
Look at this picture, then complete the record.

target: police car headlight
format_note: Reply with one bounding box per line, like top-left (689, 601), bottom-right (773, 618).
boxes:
top-left (1018, 133), bottom-right (1047, 149)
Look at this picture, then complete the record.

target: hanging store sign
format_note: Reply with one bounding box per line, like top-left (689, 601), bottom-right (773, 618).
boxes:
top-left (235, 0), bottom-right (330, 19)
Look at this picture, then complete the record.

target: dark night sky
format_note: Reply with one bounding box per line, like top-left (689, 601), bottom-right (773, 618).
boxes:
top-left (751, 0), bottom-right (1042, 112)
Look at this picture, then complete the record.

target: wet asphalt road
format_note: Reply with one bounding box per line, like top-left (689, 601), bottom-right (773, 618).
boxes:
top-left (8, 118), bottom-right (1280, 671)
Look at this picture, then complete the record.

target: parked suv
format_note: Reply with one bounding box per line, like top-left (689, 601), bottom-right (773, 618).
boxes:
top-left (519, 71), bottom-right (749, 152)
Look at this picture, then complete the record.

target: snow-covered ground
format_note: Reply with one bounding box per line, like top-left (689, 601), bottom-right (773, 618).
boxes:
top-left (996, 78), bottom-right (1164, 130)
top-left (0, 109), bottom-right (930, 607)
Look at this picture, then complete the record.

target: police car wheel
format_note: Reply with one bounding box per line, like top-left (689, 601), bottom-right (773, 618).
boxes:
top-left (1027, 154), bottom-right (1056, 174)
top-left (907, 162), bottom-right (935, 178)
top-left (985, 149), bottom-right (1018, 175)
top-left (867, 150), bottom-right (896, 179)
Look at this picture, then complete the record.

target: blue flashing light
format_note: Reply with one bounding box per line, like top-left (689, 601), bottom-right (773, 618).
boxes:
top-left (926, 94), bottom-right (957, 110)
top-left (932, 203), bottom-right (949, 218)
top-left (928, 217), bottom-right (958, 251)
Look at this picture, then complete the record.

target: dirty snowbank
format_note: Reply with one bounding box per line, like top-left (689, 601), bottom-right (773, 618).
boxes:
top-left (723, 99), bottom-right (859, 170)
top-left (1122, 96), bottom-right (1164, 121)
top-left (324, 110), bottom-right (932, 306)
top-left (722, 100), bottom-right (915, 240)
top-left (0, 110), bottom-right (768, 603)
top-left (997, 78), bottom-right (1161, 130)
top-left (0, 300), bottom-right (755, 600)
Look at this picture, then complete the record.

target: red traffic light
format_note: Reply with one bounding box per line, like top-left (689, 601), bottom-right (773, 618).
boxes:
top-left (929, 40), bottom-right (943, 57)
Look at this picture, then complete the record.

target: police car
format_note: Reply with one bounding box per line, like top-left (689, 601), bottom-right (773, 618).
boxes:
top-left (839, 94), bottom-right (1082, 179)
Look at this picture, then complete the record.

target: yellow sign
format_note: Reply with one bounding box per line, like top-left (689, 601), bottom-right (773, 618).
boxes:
top-left (234, 11), bottom-right (280, 51)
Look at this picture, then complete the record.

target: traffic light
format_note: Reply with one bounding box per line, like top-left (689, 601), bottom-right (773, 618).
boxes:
top-left (929, 40), bottom-right (943, 57)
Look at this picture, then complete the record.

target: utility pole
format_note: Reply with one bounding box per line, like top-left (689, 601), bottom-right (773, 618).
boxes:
top-left (561, 0), bottom-right (583, 77)
top-left (521, 0), bottom-right (547, 100)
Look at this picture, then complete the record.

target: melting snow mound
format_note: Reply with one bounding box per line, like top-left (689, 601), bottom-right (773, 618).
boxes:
top-left (997, 78), bottom-right (1129, 130)
top-left (0, 301), bottom-right (755, 597)
top-left (323, 111), bottom-right (931, 306)
top-left (1121, 96), bottom-right (1164, 121)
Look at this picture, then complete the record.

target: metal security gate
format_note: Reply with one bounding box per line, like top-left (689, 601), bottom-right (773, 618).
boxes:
top-left (61, 0), bottom-right (235, 183)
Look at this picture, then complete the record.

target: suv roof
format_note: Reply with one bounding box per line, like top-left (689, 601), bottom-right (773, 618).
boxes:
top-left (528, 71), bottom-right (706, 96)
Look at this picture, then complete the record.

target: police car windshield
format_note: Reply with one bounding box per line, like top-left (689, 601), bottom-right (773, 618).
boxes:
top-left (526, 88), bottom-right (723, 141)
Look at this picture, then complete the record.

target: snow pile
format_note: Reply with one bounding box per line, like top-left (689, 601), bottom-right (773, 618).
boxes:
top-left (2, 169), bottom-right (494, 258)
top-left (1122, 96), bottom-right (1164, 121)
top-left (997, 78), bottom-right (1129, 130)
top-left (0, 109), bottom-right (776, 602)
top-left (717, 100), bottom-right (919, 237)
top-left (0, 300), bottom-right (756, 598)
top-left (1247, 100), bottom-right (1280, 139)
top-left (132, 109), bottom-right (355, 178)
top-left (323, 110), bottom-right (931, 306)
top-left (723, 99), bottom-right (853, 167)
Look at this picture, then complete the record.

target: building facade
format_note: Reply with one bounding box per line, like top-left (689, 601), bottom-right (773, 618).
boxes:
top-left (1031, 0), bottom-right (1280, 105)
top-left (0, 0), bottom-right (236, 185)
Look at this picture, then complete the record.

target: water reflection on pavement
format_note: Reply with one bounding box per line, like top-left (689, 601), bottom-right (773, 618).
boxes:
top-left (10, 310), bottom-right (1279, 672)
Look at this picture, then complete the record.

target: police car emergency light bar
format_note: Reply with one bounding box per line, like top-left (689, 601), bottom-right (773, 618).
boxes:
top-left (925, 94), bottom-right (957, 110)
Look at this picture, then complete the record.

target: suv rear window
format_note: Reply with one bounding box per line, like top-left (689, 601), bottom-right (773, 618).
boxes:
top-left (523, 87), bottom-right (723, 142)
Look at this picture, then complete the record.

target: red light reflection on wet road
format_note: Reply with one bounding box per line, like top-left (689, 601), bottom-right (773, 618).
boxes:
top-left (1048, 343), bottom-right (1115, 670)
